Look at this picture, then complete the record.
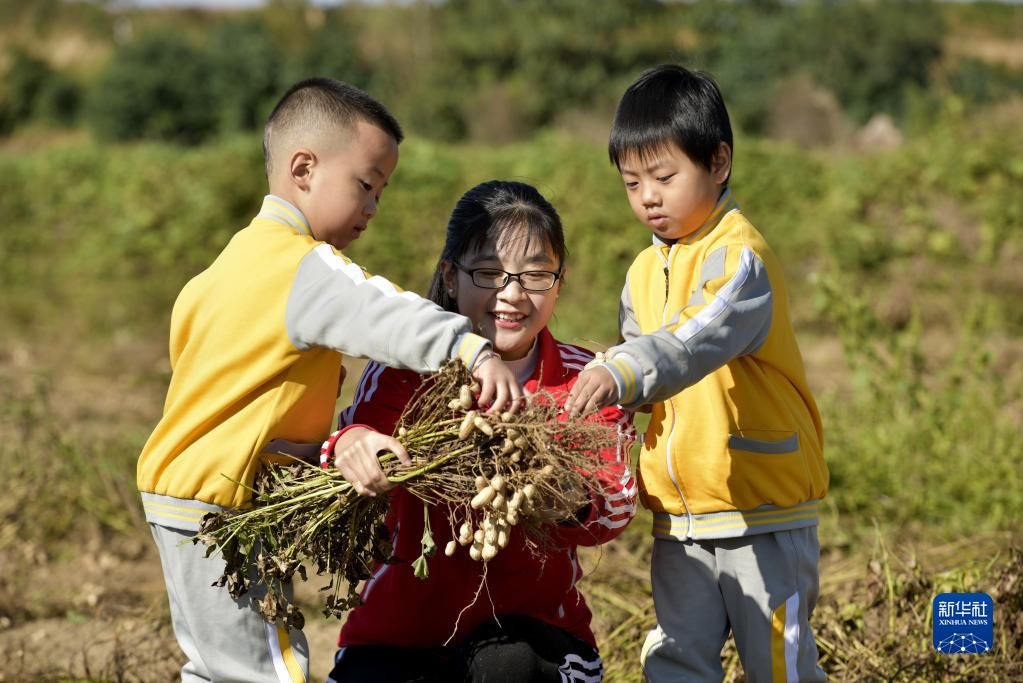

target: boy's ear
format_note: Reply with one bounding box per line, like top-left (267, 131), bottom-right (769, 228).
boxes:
top-left (289, 149), bottom-right (316, 191)
top-left (712, 142), bottom-right (732, 184)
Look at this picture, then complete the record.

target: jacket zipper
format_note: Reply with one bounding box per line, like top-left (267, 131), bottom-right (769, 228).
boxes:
top-left (659, 245), bottom-right (693, 537)
top-left (663, 399), bottom-right (693, 538)
top-left (658, 244), bottom-right (675, 325)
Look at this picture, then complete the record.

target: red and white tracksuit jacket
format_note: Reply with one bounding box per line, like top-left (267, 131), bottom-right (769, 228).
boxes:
top-left (337, 328), bottom-right (636, 649)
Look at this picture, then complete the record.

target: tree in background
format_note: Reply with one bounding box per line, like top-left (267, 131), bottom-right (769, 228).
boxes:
top-left (398, 0), bottom-right (672, 141)
top-left (86, 31), bottom-right (216, 144)
top-left (798, 0), bottom-right (944, 124)
top-left (7, 0), bottom-right (1019, 146)
top-left (289, 13), bottom-right (372, 92)
top-left (82, 5), bottom-right (369, 144)
top-left (206, 20), bottom-right (283, 135)
top-left (689, 0), bottom-right (944, 134)
top-left (0, 48), bottom-right (81, 134)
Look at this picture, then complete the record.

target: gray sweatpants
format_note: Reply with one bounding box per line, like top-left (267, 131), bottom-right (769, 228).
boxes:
top-left (641, 527), bottom-right (826, 682)
top-left (150, 524), bottom-right (309, 683)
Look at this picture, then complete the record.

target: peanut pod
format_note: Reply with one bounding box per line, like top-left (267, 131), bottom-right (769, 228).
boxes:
top-left (459, 385), bottom-right (474, 410)
top-left (473, 416), bottom-right (494, 436)
top-left (471, 485), bottom-right (496, 509)
top-left (459, 411), bottom-right (478, 440)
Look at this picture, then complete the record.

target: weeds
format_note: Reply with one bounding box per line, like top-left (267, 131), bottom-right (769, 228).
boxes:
top-left (0, 369), bottom-right (144, 553)
top-left (812, 269), bottom-right (1022, 538)
top-left (813, 536), bottom-right (1023, 681)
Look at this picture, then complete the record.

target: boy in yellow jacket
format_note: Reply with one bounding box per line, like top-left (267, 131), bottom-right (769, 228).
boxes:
top-left (138, 78), bottom-right (522, 682)
top-left (568, 65), bottom-right (828, 681)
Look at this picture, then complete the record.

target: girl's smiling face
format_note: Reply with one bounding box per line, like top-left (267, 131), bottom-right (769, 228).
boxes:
top-left (443, 224), bottom-right (562, 361)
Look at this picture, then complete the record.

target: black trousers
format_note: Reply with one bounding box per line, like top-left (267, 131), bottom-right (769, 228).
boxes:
top-left (327, 615), bottom-right (602, 682)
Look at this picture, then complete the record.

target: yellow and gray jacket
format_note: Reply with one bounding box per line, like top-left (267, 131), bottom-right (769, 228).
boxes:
top-left (137, 195), bottom-right (490, 530)
top-left (602, 189), bottom-right (827, 540)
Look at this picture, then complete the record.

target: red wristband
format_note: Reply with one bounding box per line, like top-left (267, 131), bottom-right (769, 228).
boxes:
top-left (319, 429), bottom-right (344, 469)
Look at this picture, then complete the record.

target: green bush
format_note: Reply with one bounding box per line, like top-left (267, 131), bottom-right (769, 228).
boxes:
top-left (0, 49), bottom-right (51, 128)
top-left (689, 0), bottom-right (945, 131)
top-left (86, 31), bottom-right (217, 144)
top-left (292, 16), bottom-right (372, 90)
top-left (0, 136), bottom-right (265, 335)
top-left (82, 15), bottom-right (374, 143)
top-left (0, 48), bottom-right (80, 133)
top-left (5, 102), bottom-right (1022, 341)
top-left (395, 0), bottom-right (671, 140)
top-left (814, 274), bottom-right (1021, 538)
top-left (800, 0), bottom-right (944, 123)
top-left (947, 58), bottom-right (1023, 105)
top-left (206, 20), bottom-right (285, 135)
top-left (688, 0), bottom-right (799, 134)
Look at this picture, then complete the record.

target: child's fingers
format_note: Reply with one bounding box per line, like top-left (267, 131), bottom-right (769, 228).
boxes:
top-left (353, 454), bottom-right (392, 494)
top-left (386, 438), bottom-right (411, 467)
top-left (359, 438), bottom-right (399, 490)
top-left (363, 466), bottom-right (393, 494)
top-left (492, 378), bottom-right (525, 414)
top-left (486, 381), bottom-right (511, 414)
top-left (567, 380), bottom-right (593, 417)
top-left (475, 376), bottom-right (495, 410)
top-left (334, 455), bottom-right (377, 497)
top-left (564, 388), bottom-right (579, 416)
top-left (583, 388), bottom-right (614, 416)
top-left (471, 355), bottom-right (525, 413)
top-left (507, 382), bottom-right (525, 413)
top-left (333, 434), bottom-right (397, 495)
top-left (567, 371), bottom-right (601, 416)
top-left (577, 395), bottom-right (598, 417)
top-left (569, 368), bottom-right (620, 417)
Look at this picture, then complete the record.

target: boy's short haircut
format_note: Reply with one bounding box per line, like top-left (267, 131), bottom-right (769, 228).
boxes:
top-left (263, 77), bottom-right (404, 177)
top-left (609, 64), bottom-right (733, 183)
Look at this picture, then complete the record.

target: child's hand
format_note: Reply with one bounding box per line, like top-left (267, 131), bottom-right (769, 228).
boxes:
top-left (332, 427), bottom-right (410, 496)
top-left (565, 367), bottom-right (620, 417)
top-left (471, 352), bottom-right (525, 414)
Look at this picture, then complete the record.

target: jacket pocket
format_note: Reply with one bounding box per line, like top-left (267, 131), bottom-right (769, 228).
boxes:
top-left (727, 430), bottom-right (799, 455)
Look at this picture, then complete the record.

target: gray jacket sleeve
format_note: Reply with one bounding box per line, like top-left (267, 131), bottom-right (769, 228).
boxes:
top-left (601, 245), bottom-right (773, 408)
top-left (285, 244), bottom-right (487, 372)
top-left (619, 273), bottom-right (642, 342)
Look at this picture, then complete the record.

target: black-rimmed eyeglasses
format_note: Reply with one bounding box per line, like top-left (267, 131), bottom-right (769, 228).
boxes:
top-left (455, 264), bottom-right (562, 292)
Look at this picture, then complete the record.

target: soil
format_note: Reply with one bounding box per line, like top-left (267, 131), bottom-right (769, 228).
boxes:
top-left (0, 537), bottom-right (344, 682)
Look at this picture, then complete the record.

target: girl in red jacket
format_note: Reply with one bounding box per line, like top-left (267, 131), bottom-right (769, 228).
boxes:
top-left (326, 180), bottom-right (636, 682)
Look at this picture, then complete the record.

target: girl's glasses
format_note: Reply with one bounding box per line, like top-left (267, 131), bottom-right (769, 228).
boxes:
top-left (455, 264), bottom-right (561, 292)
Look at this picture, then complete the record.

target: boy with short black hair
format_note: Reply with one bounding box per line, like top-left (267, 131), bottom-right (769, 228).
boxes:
top-left (139, 77), bottom-right (522, 682)
top-left (568, 64), bottom-right (828, 681)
